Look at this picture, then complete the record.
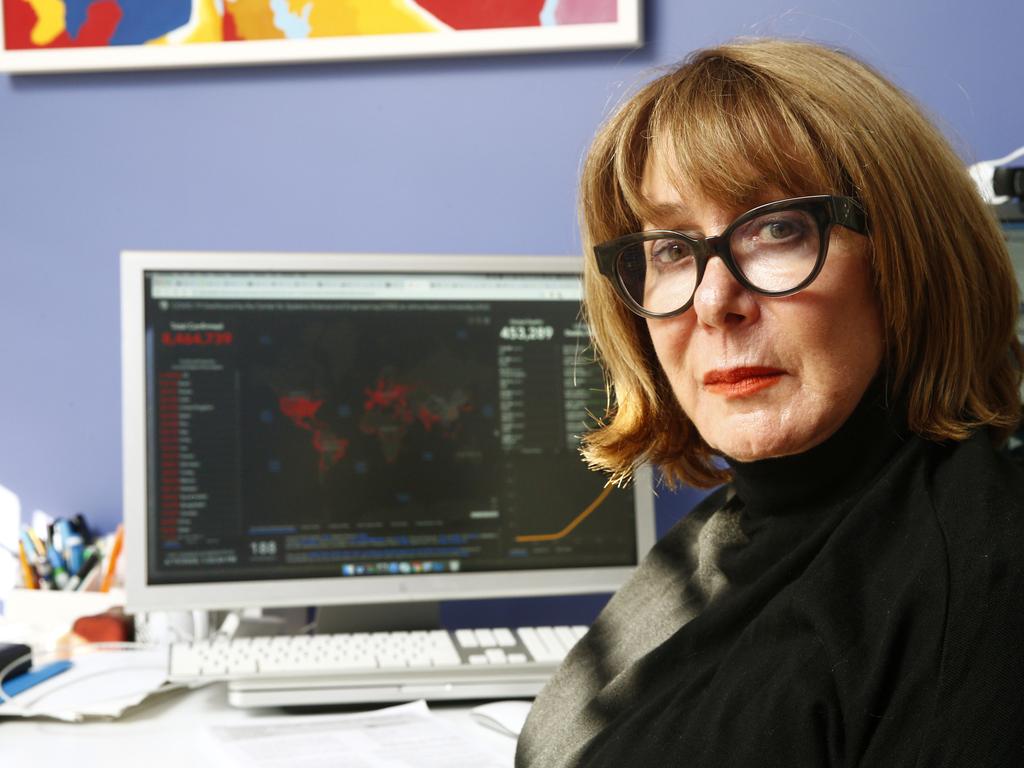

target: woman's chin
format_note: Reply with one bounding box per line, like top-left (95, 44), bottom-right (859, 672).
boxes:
top-left (708, 431), bottom-right (809, 463)
top-left (719, 443), bottom-right (790, 463)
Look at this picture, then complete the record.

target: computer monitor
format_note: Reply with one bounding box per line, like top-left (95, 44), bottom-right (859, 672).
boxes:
top-left (121, 251), bottom-right (656, 614)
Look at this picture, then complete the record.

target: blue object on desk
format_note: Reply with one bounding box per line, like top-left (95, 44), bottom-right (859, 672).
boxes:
top-left (59, 518), bottom-right (85, 575)
top-left (2, 660), bottom-right (73, 698)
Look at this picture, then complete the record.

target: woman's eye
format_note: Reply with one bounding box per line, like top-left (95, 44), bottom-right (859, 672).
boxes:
top-left (748, 211), bottom-right (817, 244)
top-left (761, 220), bottom-right (799, 240)
top-left (649, 239), bottom-right (692, 265)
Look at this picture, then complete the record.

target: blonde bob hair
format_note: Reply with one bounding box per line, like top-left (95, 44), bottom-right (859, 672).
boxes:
top-left (580, 39), bottom-right (1023, 489)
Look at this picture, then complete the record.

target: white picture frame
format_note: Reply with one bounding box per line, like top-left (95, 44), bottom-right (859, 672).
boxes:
top-left (0, 0), bottom-right (642, 75)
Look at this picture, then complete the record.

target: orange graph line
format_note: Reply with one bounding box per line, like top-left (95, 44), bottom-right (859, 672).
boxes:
top-left (514, 485), bottom-right (615, 543)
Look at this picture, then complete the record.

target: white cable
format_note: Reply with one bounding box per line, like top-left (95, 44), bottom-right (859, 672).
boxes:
top-left (215, 609), bottom-right (242, 640)
top-left (968, 144), bottom-right (1024, 205)
top-left (191, 609), bottom-right (210, 641)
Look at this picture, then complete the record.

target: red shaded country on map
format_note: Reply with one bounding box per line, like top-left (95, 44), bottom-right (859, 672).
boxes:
top-left (360, 377), bottom-right (472, 463)
top-left (279, 394), bottom-right (349, 477)
top-left (363, 378), bottom-right (414, 422)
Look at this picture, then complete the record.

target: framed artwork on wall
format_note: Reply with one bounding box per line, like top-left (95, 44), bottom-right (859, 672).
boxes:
top-left (0, 0), bottom-right (642, 74)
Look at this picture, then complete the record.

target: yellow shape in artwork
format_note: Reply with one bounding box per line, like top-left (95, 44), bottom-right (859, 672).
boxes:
top-left (23, 0), bottom-right (66, 46)
top-left (149, 0), bottom-right (224, 44)
top-left (306, 0), bottom-right (442, 36)
top-left (226, 0), bottom-right (286, 41)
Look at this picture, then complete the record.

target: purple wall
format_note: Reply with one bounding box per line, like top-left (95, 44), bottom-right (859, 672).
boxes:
top-left (0, 0), bottom-right (1021, 534)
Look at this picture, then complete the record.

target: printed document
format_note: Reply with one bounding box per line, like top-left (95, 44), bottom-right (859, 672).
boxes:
top-left (205, 700), bottom-right (511, 768)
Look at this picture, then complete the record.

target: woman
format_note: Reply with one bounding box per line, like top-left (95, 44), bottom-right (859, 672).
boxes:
top-left (516, 40), bottom-right (1024, 767)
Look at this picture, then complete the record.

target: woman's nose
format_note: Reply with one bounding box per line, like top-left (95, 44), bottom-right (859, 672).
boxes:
top-left (691, 256), bottom-right (760, 330)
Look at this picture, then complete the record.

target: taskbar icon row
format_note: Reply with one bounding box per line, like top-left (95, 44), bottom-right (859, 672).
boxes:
top-left (341, 559), bottom-right (462, 577)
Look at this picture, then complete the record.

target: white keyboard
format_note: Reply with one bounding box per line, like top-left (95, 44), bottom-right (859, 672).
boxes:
top-left (168, 625), bottom-right (586, 707)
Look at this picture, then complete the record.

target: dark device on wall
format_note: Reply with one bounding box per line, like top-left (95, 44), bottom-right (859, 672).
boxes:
top-left (993, 168), bottom-right (1024, 466)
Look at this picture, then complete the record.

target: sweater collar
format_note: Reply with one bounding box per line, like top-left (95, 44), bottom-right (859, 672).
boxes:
top-left (724, 381), bottom-right (908, 515)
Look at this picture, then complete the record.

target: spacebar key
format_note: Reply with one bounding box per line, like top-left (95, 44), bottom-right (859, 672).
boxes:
top-left (518, 627), bottom-right (560, 662)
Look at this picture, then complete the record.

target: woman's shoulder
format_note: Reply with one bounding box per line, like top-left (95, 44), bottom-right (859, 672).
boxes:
top-left (924, 429), bottom-right (1024, 537)
top-left (905, 430), bottom-right (1024, 762)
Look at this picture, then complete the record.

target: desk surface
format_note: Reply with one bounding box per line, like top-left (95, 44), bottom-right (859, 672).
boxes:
top-left (0, 682), bottom-right (518, 767)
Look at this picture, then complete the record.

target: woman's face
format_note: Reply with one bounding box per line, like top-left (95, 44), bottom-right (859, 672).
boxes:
top-left (641, 157), bottom-right (885, 461)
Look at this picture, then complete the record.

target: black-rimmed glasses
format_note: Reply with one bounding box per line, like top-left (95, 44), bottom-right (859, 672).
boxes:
top-left (594, 195), bottom-right (868, 319)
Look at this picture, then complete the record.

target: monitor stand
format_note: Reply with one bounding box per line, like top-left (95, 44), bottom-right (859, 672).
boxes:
top-left (229, 601), bottom-right (443, 638)
top-left (313, 602), bottom-right (442, 633)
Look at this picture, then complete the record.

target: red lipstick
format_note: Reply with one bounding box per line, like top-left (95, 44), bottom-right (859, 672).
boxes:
top-left (703, 366), bottom-right (785, 397)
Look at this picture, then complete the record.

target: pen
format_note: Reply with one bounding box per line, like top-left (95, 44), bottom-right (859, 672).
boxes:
top-left (25, 527), bottom-right (46, 559)
top-left (58, 518), bottom-right (84, 576)
top-left (100, 523), bottom-right (124, 593)
top-left (68, 547), bottom-right (101, 591)
top-left (17, 540), bottom-right (38, 590)
top-left (45, 539), bottom-right (69, 589)
top-left (73, 513), bottom-right (94, 550)
top-left (19, 528), bottom-right (54, 589)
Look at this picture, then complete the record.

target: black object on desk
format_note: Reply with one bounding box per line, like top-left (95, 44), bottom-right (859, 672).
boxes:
top-left (0, 642), bottom-right (32, 681)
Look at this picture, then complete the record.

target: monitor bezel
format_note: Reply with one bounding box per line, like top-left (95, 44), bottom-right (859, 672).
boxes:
top-left (121, 250), bottom-right (657, 612)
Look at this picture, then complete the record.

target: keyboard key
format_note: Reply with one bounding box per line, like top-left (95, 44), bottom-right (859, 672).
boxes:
top-left (228, 658), bottom-right (259, 675)
top-left (519, 627), bottom-right (559, 662)
top-left (494, 628), bottom-right (517, 647)
top-left (537, 626), bottom-right (565, 656)
top-left (455, 629), bottom-right (478, 648)
top-left (555, 626), bottom-right (579, 651)
top-left (474, 628), bottom-right (497, 647)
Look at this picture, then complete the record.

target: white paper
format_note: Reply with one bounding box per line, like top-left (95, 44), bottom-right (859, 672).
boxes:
top-left (206, 700), bottom-right (510, 768)
top-left (0, 647), bottom-right (170, 721)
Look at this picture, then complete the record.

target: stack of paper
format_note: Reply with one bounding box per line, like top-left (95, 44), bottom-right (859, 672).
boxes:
top-left (205, 700), bottom-right (512, 768)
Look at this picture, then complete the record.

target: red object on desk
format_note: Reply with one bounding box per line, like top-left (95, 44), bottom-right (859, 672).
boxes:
top-left (72, 609), bottom-right (134, 643)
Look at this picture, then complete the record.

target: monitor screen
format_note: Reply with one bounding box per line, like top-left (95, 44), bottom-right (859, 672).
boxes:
top-left (122, 252), bottom-right (656, 611)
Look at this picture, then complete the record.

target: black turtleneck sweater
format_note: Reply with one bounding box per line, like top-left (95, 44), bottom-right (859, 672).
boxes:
top-left (516, 394), bottom-right (1024, 767)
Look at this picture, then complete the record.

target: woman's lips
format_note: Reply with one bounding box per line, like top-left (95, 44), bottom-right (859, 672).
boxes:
top-left (703, 367), bottom-right (785, 397)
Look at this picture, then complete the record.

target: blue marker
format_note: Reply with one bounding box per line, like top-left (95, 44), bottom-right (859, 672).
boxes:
top-left (44, 538), bottom-right (69, 589)
top-left (58, 519), bottom-right (84, 575)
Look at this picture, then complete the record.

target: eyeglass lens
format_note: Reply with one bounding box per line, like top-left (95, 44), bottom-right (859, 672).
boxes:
top-left (616, 208), bottom-right (822, 315)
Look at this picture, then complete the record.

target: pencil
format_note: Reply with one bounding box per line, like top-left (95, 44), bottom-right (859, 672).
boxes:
top-left (18, 540), bottom-right (38, 589)
top-left (100, 523), bottom-right (124, 593)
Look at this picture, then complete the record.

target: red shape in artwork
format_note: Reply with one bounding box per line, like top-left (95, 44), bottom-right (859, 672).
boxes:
top-left (74, 1), bottom-right (122, 46)
top-left (3, 0), bottom-right (122, 49)
top-left (2, 0), bottom-right (37, 49)
top-left (414, 0), bottom-right (544, 30)
top-left (222, 8), bottom-right (241, 42)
